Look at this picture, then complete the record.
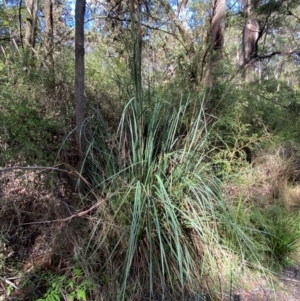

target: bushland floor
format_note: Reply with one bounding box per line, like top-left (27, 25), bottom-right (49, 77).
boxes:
top-left (0, 163), bottom-right (299, 301)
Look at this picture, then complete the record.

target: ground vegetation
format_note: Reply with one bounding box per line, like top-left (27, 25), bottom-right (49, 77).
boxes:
top-left (0, 0), bottom-right (300, 300)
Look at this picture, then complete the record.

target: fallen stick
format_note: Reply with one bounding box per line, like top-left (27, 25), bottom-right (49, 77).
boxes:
top-left (20, 198), bottom-right (105, 226)
top-left (0, 277), bottom-right (19, 289)
top-left (279, 277), bottom-right (300, 283)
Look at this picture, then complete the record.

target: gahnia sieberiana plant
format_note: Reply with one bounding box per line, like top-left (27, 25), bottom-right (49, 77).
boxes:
top-left (78, 3), bottom-right (270, 297)
top-left (82, 95), bottom-right (270, 300)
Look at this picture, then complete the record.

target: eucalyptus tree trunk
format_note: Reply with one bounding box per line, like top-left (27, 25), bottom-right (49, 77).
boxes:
top-left (211, 0), bottom-right (226, 52)
top-left (239, 0), bottom-right (259, 70)
top-left (177, 0), bottom-right (189, 31)
top-left (24, 0), bottom-right (38, 49)
top-left (206, 0), bottom-right (226, 87)
top-left (75, 0), bottom-right (87, 155)
top-left (43, 0), bottom-right (54, 73)
top-left (130, 0), bottom-right (142, 106)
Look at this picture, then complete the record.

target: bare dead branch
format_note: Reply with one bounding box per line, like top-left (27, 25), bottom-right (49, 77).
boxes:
top-left (257, 49), bottom-right (300, 60)
top-left (104, 16), bottom-right (172, 35)
top-left (0, 277), bottom-right (19, 290)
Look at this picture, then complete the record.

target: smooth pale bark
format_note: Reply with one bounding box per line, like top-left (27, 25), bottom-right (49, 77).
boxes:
top-left (211, 0), bottom-right (226, 51)
top-left (75, 0), bottom-right (87, 154)
top-left (206, 0), bottom-right (226, 87)
top-left (43, 0), bottom-right (54, 72)
top-left (24, 0), bottom-right (38, 49)
top-left (177, 0), bottom-right (189, 31)
top-left (240, 19), bottom-right (259, 69)
top-left (239, 0), bottom-right (259, 70)
top-left (243, 0), bottom-right (252, 15)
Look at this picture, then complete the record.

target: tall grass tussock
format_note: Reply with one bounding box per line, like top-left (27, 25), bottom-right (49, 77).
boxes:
top-left (76, 96), bottom-right (282, 300)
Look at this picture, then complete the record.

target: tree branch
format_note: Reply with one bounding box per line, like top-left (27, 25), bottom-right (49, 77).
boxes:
top-left (105, 15), bottom-right (172, 36)
top-left (20, 197), bottom-right (106, 225)
top-left (159, 0), bottom-right (194, 53)
top-left (257, 49), bottom-right (300, 60)
top-left (287, 9), bottom-right (300, 23)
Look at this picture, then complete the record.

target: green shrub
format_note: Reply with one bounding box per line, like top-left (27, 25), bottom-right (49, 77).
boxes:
top-left (36, 266), bottom-right (94, 301)
top-left (0, 100), bottom-right (62, 164)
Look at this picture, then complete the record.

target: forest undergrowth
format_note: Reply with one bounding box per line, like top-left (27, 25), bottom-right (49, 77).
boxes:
top-left (1, 1), bottom-right (300, 299)
top-left (1, 94), bottom-right (300, 301)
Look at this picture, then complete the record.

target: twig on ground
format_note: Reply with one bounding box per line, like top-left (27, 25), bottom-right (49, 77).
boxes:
top-left (0, 277), bottom-right (19, 290)
top-left (19, 198), bottom-right (105, 225)
top-left (279, 277), bottom-right (300, 283)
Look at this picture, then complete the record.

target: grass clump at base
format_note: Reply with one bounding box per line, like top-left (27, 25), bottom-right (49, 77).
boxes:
top-left (251, 205), bottom-right (300, 268)
top-left (222, 146), bottom-right (300, 273)
top-left (224, 197), bottom-right (300, 269)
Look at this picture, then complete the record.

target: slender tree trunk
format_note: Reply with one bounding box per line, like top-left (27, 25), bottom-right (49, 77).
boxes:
top-left (43, 0), bottom-right (54, 72)
top-left (160, 0), bottom-right (194, 52)
top-left (130, 0), bottom-right (142, 105)
top-left (24, 0), bottom-right (38, 67)
top-left (239, 0), bottom-right (259, 70)
top-left (19, 0), bottom-right (24, 49)
top-left (75, 0), bottom-right (87, 155)
top-left (43, 0), bottom-right (55, 100)
top-left (211, 0), bottom-right (226, 52)
top-left (24, 0), bottom-right (38, 49)
top-left (206, 0), bottom-right (226, 87)
top-left (160, 0), bottom-right (196, 83)
top-left (177, 0), bottom-right (189, 31)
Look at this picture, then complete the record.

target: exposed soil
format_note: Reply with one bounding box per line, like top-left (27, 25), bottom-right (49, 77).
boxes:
top-left (230, 265), bottom-right (300, 301)
top-left (279, 266), bottom-right (300, 301)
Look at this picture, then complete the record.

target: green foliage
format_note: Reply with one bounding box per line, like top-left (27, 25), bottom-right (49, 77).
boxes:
top-left (86, 45), bottom-right (130, 97)
top-left (251, 206), bottom-right (300, 267)
top-left (0, 54), bottom-right (72, 165)
top-left (37, 266), bottom-right (94, 301)
top-left (83, 96), bottom-right (272, 300)
top-left (0, 1), bottom-right (299, 300)
top-left (0, 100), bottom-right (61, 164)
top-left (224, 200), bottom-right (300, 269)
top-left (211, 99), bottom-right (271, 177)
top-left (6, 284), bottom-right (14, 297)
top-left (209, 67), bottom-right (300, 177)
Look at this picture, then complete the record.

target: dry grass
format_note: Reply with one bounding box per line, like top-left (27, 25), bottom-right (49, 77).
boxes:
top-left (221, 144), bottom-right (300, 301)
top-left (224, 144), bottom-right (300, 210)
